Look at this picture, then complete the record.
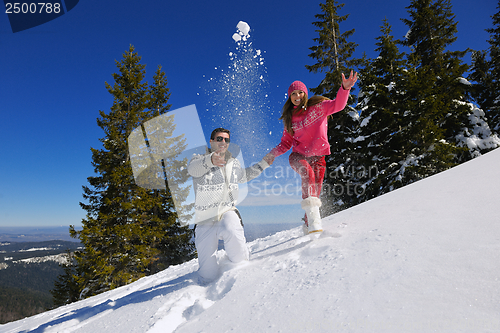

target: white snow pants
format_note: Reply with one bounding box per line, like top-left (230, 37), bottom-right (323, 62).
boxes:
top-left (195, 210), bottom-right (249, 281)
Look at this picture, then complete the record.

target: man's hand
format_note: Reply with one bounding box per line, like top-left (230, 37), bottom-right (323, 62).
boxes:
top-left (342, 70), bottom-right (358, 90)
top-left (211, 152), bottom-right (226, 167)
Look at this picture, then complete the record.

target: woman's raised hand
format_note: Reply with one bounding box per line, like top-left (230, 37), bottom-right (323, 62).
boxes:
top-left (342, 70), bottom-right (358, 90)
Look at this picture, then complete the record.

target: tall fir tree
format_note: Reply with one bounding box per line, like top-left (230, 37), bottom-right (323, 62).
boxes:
top-left (60, 46), bottom-right (194, 301)
top-left (355, 19), bottom-right (410, 202)
top-left (469, 50), bottom-right (495, 120)
top-left (305, 0), bottom-right (363, 213)
top-left (406, 0), bottom-right (499, 163)
top-left (306, 0), bottom-right (359, 98)
top-left (469, 0), bottom-right (500, 133)
top-left (398, 0), bottom-right (475, 182)
top-left (140, 65), bottom-right (195, 270)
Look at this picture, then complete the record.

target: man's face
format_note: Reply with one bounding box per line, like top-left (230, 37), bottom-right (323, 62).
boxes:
top-left (210, 131), bottom-right (230, 154)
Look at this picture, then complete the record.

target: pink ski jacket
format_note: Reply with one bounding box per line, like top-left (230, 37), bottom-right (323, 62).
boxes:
top-left (270, 87), bottom-right (351, 158)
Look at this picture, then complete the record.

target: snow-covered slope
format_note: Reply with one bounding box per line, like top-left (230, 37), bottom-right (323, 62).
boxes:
top-left (1, 149), bottom-right (499, 333)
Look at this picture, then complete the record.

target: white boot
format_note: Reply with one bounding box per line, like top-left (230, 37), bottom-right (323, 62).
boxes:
top-left (301, 197), bottom-right (323, 234)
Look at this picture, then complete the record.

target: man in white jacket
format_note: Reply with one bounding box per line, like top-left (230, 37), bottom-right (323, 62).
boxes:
top-left (188, 128), bottom-right (273, 282)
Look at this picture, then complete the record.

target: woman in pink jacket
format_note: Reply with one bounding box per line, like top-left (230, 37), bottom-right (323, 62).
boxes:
top-left (265, 71), bottom-right (358, 234)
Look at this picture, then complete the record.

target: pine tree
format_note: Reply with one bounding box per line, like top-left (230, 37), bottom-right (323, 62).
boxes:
top-left (306, 0), bottom-right (359, 99)
top-left (398, 0), bottom-right (473, 181)
top-left (355, 19), bottom-right (409, 202)
top-left (408, 0), bottom-right (499, 162)
top-left (469, 50), bottom-right (494, 115)
top-left (305, 0), bottom-right (363, 213)
top-left (141, 66), bottom-right (195, 271)
top-left (469, 1), bottom-right (500, 132)
top-left (402, 0), bottom-right (463, 72)
top-left (65, 45), bottom-right (194, 300)
top-left (50, 250), bottom-right (79, 307)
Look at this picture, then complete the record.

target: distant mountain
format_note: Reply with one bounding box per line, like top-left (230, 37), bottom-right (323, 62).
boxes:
top-left (0, 224), bottom-right (297, 244)
top-left (0, 240), bottom-right (81, 324)
top-left (0, 225), bottom-right (297, 325)
top-left (0, 226), bottom-right (79, 242)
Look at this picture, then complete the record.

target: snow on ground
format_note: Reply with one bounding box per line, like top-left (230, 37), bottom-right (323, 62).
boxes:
top-left (1, 148), bottom-right (499, 333)
top-left (12, 254), bottom-right (68, 265)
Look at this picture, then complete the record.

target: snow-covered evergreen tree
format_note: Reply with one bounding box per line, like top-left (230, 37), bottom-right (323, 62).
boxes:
top-left (355, 19), bottom-right (410, 202)
top-left (348, 1), bottom-right (498, 207)
top-left (399, 0), bottom-right (489, 180)
top-left (469, 0), bottom-right (500, 133)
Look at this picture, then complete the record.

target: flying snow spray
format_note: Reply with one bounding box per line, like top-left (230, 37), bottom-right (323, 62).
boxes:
top-left (202, 21), bottom-right (274, 162)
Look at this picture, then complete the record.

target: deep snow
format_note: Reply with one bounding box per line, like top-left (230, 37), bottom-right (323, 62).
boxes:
top-left (1, 148), bottom-right (499, 333)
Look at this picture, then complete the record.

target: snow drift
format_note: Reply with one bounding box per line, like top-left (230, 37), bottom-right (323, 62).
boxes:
top-left (1, 148), bottom-right (499, 333)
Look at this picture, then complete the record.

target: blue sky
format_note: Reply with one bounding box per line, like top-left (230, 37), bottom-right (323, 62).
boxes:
top-left (0, 0), bottom-right (497, 228)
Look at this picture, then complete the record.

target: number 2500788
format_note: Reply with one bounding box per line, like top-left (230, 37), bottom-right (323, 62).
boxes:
top-left (5, 2), bottom-right (61, 14)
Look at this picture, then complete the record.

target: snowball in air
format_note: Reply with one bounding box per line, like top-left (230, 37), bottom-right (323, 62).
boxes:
top-left (232, 33), bottom-right (241, 42)
top-left (232, 21), bottom-right (251, 42)
top-left (237, 21), bottom-right (250, 36)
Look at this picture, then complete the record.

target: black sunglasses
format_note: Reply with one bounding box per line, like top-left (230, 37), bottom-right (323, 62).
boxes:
top-left (215, 136), bottom-right (230, 143)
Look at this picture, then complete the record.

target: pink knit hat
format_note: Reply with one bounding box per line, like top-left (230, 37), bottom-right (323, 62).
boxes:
top-left (287, 81), bottom-right (308, 98)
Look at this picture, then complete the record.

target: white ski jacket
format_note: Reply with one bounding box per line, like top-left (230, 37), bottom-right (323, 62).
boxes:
top-left (187, 149), bottom-right (269, 224)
